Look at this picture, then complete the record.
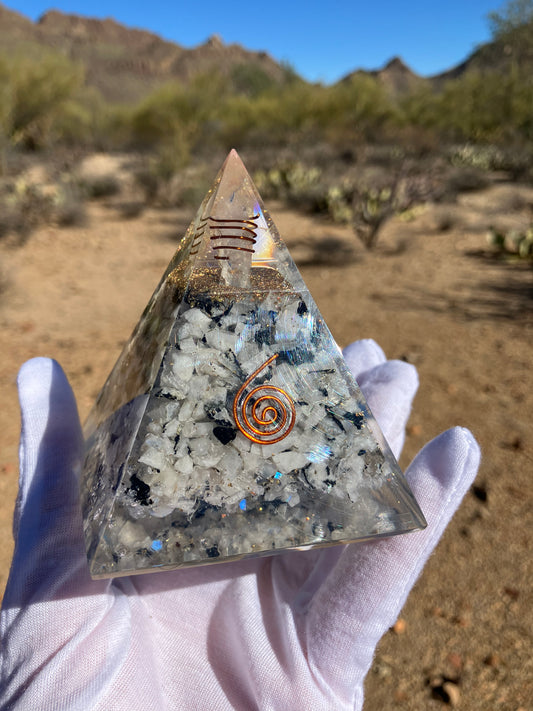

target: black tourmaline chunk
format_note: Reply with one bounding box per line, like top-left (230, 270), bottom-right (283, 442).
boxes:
top-left (194, 500), bottom-right (220, 519)
top-left (325, 406), bottom-right (345, 432)
top-left (128, 473), bottom-right (152, 506)
top-left (206, 545), bottom-right (220, 558)
top-left (277, 346), bottom-right (314, 366)
top-left (213, 425), bottom-right (237, 445)
top-left (344, 411), bottom-right (365, 429)
top-left (255, 326), bottom-right (276, 346)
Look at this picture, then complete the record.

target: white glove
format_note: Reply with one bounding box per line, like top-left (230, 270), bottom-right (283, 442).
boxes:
top-left (0, 339), bottom-right (480, 710)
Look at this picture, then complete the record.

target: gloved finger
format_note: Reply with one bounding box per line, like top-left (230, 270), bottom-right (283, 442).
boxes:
top-left (304, 427), bottom-right (480, 706)
top-left (1, 360), bottom-right (123, 711)
top-left (4, 358), bottom-right (104, 604)
top-left (274, 350), bottom-right (418, 602)
top-left (357, 360), bottom-right (418, 458)
top-left (342, 339), bottom-right (386, 381)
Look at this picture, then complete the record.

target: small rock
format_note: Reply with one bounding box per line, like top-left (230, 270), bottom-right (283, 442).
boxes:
top-left (503, 586), bottom-right (519, 600)
top-left (453, 604), bottom-right (472, 628)
top-left (393, 688), bottom-right (408, 703)
top-left (502, 435), bottom-right (523, 450)
top-left (392, 618), bottom-right (407, 635)
top-left (471, 484), bottom-right (488, 503)
top-left (484, 652), bottom-right (501, 668)
top-left (407, 424), bottom-right (422, 437)
top-left (447, 652), bottom-right (462, 671)
top-left (453, 614), bottom-right (471, 628)
top-left (442, 681), bottom-right (461, 707)
top-left (430, 678), bottom-right (461, 706)
top-left (400, 350), bottom-right (422, 365)
top-left (373, 657), bottom-right (392, 678)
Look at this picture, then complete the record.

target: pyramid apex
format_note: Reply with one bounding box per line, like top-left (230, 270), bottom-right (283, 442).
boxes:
top-left (222, 148), bottom-right (247, 170)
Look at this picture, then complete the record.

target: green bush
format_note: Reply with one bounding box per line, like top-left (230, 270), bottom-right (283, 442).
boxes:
top-left (0, 51), bottom-right (84, 149)
top-left (230, 64), bottom-right (277, 97)
top-left (0, 178), bottom-right (54, 242)
top-left (80, 173), bottom-right (121, 199)
top-left (53, 180), bottom-right (87, 226)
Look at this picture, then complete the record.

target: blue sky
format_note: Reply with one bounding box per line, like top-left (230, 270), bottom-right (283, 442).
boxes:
top-left (5, 0), bottom-right (505, 83)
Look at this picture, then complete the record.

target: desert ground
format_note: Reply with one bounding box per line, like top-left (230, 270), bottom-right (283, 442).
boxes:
top-left (0, 155), bottom-right (531, 709)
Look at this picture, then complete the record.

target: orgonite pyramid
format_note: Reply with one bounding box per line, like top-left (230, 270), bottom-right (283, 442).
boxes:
top-left (81, 150), bottom-right (426, 578)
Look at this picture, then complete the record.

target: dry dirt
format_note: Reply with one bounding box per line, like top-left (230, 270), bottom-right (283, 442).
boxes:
top-left (0, 177), bottom-right (532, 710)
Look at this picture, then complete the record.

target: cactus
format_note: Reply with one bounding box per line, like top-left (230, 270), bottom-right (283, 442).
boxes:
top-left (487, 226), bottom-right (533, 259)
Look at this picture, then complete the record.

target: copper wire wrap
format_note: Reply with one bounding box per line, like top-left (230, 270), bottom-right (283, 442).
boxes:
top-left (190, 217), bottom-right (208, 256)
top-left (233, 354), bottom-right (296, 444)
top-left (208, 214), bottom-right (259, 259)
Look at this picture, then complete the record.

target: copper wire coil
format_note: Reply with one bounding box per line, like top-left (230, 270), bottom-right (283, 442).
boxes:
top-left (212, 245), bottom-right (255, 254)
top-left (208, 214), bottom-right (259, 224)
top-left (233, 354), bottom-right (296, 444)
top-left (210, 234), bottom-right (257, 243)
top-left (209, 224), bottom-right (257, 236)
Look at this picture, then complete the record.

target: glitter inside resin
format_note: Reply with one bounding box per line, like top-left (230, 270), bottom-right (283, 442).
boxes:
top-left (81, 150), bottom-right (426, 579)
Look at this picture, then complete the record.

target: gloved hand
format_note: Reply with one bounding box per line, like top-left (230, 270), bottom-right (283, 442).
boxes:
top-left (0, 339), bottom-right (480, 711)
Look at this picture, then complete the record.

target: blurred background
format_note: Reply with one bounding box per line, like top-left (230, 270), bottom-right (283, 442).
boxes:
top-left (0, 1), bottom-right (531, 709)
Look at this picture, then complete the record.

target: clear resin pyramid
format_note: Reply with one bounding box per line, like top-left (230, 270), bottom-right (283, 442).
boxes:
top-left (81, 150), bottom-right (426, 578)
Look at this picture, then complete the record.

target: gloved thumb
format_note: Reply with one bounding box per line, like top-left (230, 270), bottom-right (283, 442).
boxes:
top-left (7, 358), bottom-right (87, 604)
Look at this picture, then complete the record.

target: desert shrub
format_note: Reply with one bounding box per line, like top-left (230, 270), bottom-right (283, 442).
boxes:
top-left (0, 51), bottom-right (84, 149)
top-left (51, 87), bottom-right (131, 150)
top-left (488, 225), bottom-right (533, 259)
top-left (350, 166), bottom-right (444, 249)
top-left (255, 157), bottom-right (444, 249)
top-left (80, 173), bottom-right (121, 199)
top-left (432, 206), bottom-right (459, 232)
top-left (0, 178), bottom-right (54, 242)
top-left (130, 72), bottom-right (230, 158)
top-left (398, 85), bottom-right (441, 132)
top-left (254, 162), bottom-right (323, 208)
top-left (447, 142), bottom-right (533, 182)
top-left (243, 83), bottom-right (327, 144)
top-left (53, 180), bottom-right (87, 226)
top-left (119, 202), bottom-right (145, 219)
top-left (444, 166), bottom-right (491, 196)
top-left (131, 84), bottom-right (193, 149)
top-left (449, 144), bottom-right (506, 171)
top-left (398, 56), bottom-right (533, 145)
top-left (324, 184), bottom-right (353, 224)
top-left (0, 172), bottom-right (90, 240)
top-left (217, 75), bottom-right (397, 150)
top-left (255, 160), bottom-right (355, 223)
top-left (350, 183), bottom-right (398, 249)
top-left (134, 155), bottom-right (211, 208)
top-left (230, 64), bottom-right (276, 97)
top-left (319, 75), bottom-right (397, 143)
top-left (215, 94), bottom-right (258, 148)
top-left (133, 150), bottom-right (186, 206)
top-left (494, 145), bottom-right (533, 181)
top-left (488, 0), bottom-right (533, 42)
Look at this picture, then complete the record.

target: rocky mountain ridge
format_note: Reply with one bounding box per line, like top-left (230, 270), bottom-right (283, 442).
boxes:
top-left (0, 2), bottom-right (527, 103)
top-left (0, 3), bottom-right (288, 102)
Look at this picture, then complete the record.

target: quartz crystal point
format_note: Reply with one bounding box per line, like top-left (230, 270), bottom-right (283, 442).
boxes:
top-left (81, 150), bottom-right (426, 578)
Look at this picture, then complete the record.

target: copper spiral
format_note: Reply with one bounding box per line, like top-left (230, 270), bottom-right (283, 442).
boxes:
top-left (233, 354), bottom-right (296, 444)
